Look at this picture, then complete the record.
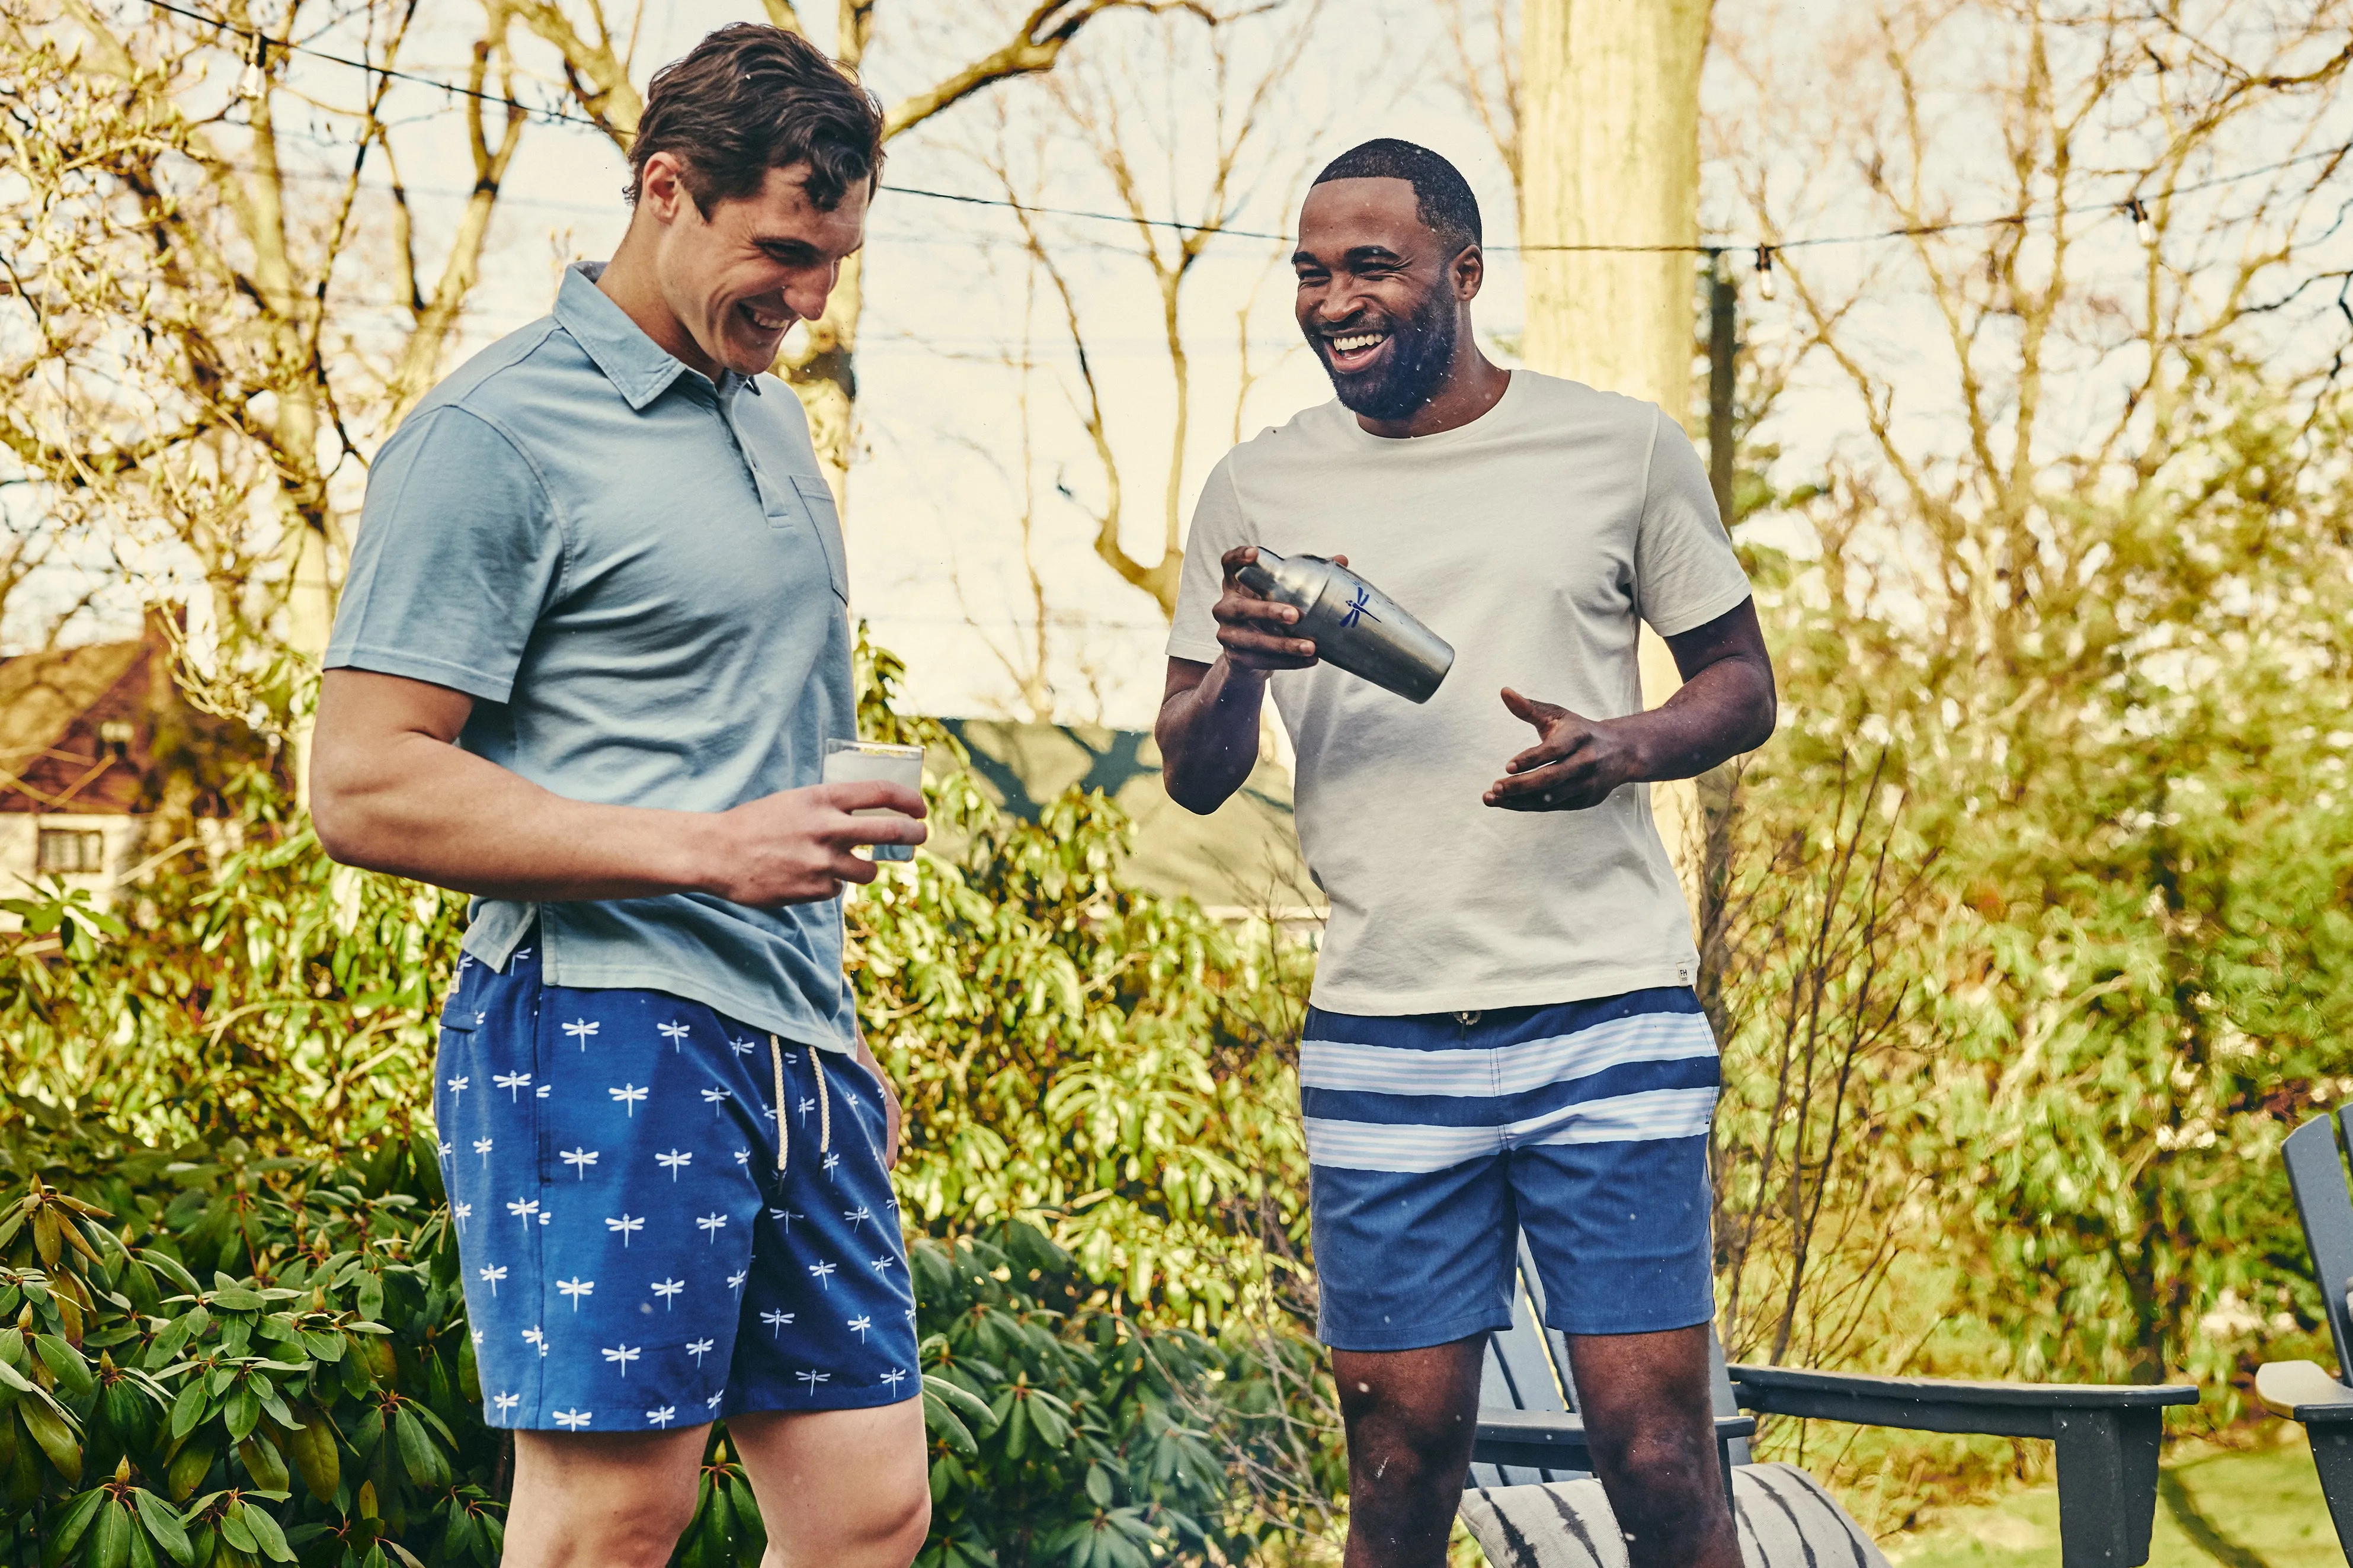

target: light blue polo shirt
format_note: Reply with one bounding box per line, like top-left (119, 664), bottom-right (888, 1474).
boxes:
top-left (326, 262), bottom-right (860, 1053)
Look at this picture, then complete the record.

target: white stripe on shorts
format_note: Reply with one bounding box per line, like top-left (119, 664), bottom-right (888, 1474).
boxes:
top-left (1305, 1087), bottom-right (1719, 1172)
top-left (1299, 1010), bottom-right (1717, 1099)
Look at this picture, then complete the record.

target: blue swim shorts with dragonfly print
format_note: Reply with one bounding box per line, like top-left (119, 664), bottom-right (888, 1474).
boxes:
top-left (431, 934), bottom-right (915, 1432)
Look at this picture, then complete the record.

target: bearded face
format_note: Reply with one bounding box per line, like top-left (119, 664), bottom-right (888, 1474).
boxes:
top-left (1306, 267), bottom-right (1462, 421)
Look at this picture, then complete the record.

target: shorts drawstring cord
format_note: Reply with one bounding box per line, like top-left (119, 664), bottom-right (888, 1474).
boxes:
top-left (770, 1034), bottom-right (788, 1173)
top-left (769, 1034), bottom-right (832, 1173)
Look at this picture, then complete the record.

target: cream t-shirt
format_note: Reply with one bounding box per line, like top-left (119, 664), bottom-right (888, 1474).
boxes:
top-left (1167, 372), bottom-right (1753, 1015)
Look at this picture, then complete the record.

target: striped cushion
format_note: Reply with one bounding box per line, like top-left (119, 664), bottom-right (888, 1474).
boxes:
top-left (1458, 1463), bottom-right (1888, 1567)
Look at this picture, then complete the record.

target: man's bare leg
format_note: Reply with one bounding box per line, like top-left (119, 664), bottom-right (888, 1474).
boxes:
top-left (1566, 1325), bottom-right (1741, 1568)
top-left (502, 1426), bottom-right (708, 1568)
top-left (498, 1400), bottom-right (926, 1568)
top-left (732, 1397), bottom-right (930, 1567)
top-left (1332, 1336), bottom-right (1486, 1568)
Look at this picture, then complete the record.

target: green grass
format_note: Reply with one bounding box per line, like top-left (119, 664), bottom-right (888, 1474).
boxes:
top-left (1884, 1432), bottom-right (2342, 1567)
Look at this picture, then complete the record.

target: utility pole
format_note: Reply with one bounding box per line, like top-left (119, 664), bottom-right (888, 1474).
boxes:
top-left (1707, 249), bottom-right (1737, 530)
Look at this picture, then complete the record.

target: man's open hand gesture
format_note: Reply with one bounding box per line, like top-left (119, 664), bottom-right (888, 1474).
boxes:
top-left (1484, 687), bottom-right (1642, 811)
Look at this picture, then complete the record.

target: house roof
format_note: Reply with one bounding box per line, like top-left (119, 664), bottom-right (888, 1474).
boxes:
top-left (938, 719), bottom-right (1318, 919)
top-left (0, 640), bottom-right (147, 779)
top-left (0, 622), bottom-right (278, 816)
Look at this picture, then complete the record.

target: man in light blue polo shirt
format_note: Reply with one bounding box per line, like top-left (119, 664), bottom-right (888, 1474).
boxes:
top-left (311, 25), bottom-right (929, 1568)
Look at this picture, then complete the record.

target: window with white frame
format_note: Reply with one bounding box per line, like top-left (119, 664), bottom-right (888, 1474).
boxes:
top-left (35, 828), bottom-right (106, 876)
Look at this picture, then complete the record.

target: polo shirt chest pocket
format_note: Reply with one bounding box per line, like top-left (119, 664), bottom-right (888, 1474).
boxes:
top-left (759, 470), bottom-right (850, 605)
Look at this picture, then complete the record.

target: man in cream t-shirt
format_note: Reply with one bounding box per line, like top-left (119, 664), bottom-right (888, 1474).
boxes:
top-left (1159, 140), bottom-right (1776, 1568)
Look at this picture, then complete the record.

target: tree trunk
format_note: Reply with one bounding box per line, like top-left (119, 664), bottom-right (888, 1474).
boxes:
top-left (1518, 0), bottom-right (1714, 897)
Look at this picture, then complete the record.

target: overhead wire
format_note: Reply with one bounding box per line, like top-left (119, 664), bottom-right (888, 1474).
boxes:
top-left (136, 0), bottom-right (2353, 265)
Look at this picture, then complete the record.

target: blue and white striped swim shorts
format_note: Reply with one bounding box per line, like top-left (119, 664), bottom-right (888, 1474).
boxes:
top-left (1301, 987), bottom-right (1720, 1350)
top-left (432, 934), bottom-right (917, 1431)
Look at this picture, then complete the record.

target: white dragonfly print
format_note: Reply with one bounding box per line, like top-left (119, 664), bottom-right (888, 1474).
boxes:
top-left (761, 1309), bottom-right (795, 1338)
top-left (558, 1277), bottom-right (596, 1311)
top-left (513, 947), bottom-right (533, 961)
top-left (686, 1338), bottom-right (716, 1367)
top-left (796, 1370), bottom-right (832, 1394)
top-left (870, 1255), bottom-right (896, 1274)
top-left (521, 1326), bottom-right (549, 1357)
top-left (808, 1261), bottom-right (837, 1290)
top-left (659, 1021), bottom-right (692, 1051)
top-left (561, 1147), bottom-right (600, 1179)
top-left (656, 1150), bottom-right (693, 1180)
top-left (437, 1140), bottom-right (454, 1163)
top-left (492, 1391), bottom-right (521, 1416)
top-left (795, 1096), bottom-right (816, 1125)
top-left (610, 1085), bottom-right (649, 1117)
top-left (494, 1072), bottom-right (533, 1102)
top-left (563, 1018), bottom-right (601, 1051)
top-left (822, 1153), bottom-right (841, 1179)
top-left (726, 1269), bottom-right (748, 1295)
top-left (768, 1208), bottom-right (803, 1234)
top-left (445, 1075), bottom-right (470, 1106)
top-left (646, 1405), bottom-right (678, 1428)
top-left (651, 1279), bottom-right (684, 1309)
top-left (733, 1149), bottom-right (751, 1167)
top-left (473, 1138), bottom-right (495, 1168)
top-left (451, 1202), bottom-right (472, 1235)
top-left (553, 1409), bottom-right (592, 1430)
top-left (700, 1087), bottom-right (732, 1117)
top-left (843, 1207), bottom-right (872, 1231)
top-left (506, 1197), bottom-right (540, 1232)
top-left (696, 1213), bottom-right (729, 1243)
top-left (729, 1038), bottom-right (757, 1057)
top-left (601, 1345), bottom-right (641, 1377)
top-left (705, 1392), bottom-right (724, 1412)
top-left (846, 1315), bottom-right (872, 1342)
top-left (880, 1368), bottom-right (908, 1394)
top-left (606, 1214), bottom-right (645, 1246)
top-left (478, 1265), bottom-right (508, 1297)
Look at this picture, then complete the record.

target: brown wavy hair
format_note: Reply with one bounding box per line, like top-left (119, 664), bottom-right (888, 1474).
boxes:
top-left (626, 24), bottom-right (885, 215)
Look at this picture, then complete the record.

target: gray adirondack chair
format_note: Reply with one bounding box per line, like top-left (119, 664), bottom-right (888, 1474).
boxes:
top-left (1465, 1233), bottom-right (2197, 1568)
top-left (2254, 1107), bottom-right (2353, 1557)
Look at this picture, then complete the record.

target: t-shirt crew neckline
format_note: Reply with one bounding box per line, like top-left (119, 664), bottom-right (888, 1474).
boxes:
top-left (1331, 370), bottom-right (1521, 452)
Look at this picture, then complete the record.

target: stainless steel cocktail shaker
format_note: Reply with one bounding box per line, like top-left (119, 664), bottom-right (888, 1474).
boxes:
top-left (1237, 548), bottom-right (1455, 703)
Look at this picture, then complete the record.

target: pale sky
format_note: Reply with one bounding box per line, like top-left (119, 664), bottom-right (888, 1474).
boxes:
top-left (17, 1), bottom-right (2351, 730)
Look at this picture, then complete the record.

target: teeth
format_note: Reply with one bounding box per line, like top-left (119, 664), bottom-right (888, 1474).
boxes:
top-left (745, 307), bottom-right (787, 331)
top-left (1331, 332), bottom-right (1384, 353)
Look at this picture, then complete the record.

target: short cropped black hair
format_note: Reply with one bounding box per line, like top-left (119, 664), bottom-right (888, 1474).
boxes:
top-left (1311, 139), bottom-right (1481, 252)
top-left (627, 24), bottom-right (885, 214)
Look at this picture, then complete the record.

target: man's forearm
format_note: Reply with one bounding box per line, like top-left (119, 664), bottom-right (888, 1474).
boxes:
top-left (312, 729), bottom-right (723, 902)
top-left (1613, 653), bottom-right (1777, 784)
top-left (1157, 658), bottom-right (1270, 815)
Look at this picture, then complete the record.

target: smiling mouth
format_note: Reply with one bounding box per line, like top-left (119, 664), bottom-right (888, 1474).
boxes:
top-left (740, 303), bottom-right (790, 334)
top-left (1323, 329), bottom-right (1390, 371)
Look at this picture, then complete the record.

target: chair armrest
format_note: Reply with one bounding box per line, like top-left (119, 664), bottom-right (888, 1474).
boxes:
top-left (2256, 1359), bottom-right (2353, 1423)
top-left (1727, 1363), bottom-right (2197, 1441)
top-left (1475, 1408), bottom-right (1757, 1442)
top-left (1471, 1407), bottom-right (1755, 1471)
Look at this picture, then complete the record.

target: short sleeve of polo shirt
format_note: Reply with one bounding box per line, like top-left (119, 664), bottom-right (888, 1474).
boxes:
top-left (1631, 409), bottom-right (1752, 638)
top-left (326, 405), bottom-right (564, 704)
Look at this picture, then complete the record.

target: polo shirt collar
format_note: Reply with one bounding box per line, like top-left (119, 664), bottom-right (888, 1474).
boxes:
top-left (555, 261), bottom-right (762, 409)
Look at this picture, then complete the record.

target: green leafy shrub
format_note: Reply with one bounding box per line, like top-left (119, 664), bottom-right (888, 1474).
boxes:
top-left (0, 1105), bottom-right (1316, 1566)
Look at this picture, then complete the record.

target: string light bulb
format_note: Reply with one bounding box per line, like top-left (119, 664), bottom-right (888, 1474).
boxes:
top-left (238, 33), bottom-right (267, 100)
top-left (2124, 197), bottom-right (2155, 246)
top-left (1754, 246), bottom-right (1777, 300)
